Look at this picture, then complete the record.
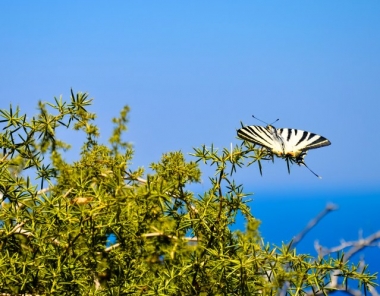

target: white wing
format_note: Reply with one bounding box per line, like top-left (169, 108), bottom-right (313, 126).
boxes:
top-left (237, 125), bottom-right (331, 157)
top-left (237, 125), bottom-right (274, 150)
top-left (277, 128), bottom-right (331, 154)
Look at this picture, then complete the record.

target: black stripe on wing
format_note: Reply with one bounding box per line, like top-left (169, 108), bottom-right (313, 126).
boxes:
top-left (237, 125), bottom-right (274, 150)
top-left (278, 128), bottom-right (331, 151)
top-left (300, 133), bottom-right (331, 150)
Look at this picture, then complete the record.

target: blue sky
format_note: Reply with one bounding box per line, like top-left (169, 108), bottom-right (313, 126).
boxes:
top-left (1, 1), bottom-right (379, 194)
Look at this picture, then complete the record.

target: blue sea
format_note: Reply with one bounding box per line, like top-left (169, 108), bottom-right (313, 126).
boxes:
top-left (238, 189), bottom-right (380, 294)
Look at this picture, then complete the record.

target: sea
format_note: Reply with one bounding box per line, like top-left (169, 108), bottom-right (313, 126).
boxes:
top-left (235, 189), bottom-right (380, 294)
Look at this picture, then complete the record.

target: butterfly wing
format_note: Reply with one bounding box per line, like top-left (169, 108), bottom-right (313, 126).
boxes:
top-left (277, 128), bottom-right (331, 153)
top-left (238, 125), bottom-right (331, 156)
top-left (237, 125), bottom-right (274, 150)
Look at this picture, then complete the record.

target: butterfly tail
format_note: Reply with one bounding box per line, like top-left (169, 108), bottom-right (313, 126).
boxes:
top-left (298, 160), bottom-right (322, 179)
top-left (294, 152), bottom-right (321, 178)
top-left (286, 158), bottom-right (291, 174)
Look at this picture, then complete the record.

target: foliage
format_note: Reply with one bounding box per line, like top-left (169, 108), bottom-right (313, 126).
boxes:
top-left (0, 91), bottom-right (377, 295)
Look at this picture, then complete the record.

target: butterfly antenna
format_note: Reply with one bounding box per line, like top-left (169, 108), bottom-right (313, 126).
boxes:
top-left (270, 118), bottom-right (280, 125)
top-left (300, 161), bottom-right (322, 179)
top-left (252, 115), bottom-right (279, 126)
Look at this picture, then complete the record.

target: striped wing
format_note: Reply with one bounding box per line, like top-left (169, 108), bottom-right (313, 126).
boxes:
top-left (237, 125), bottom-right (275, 150)
top-left (277, 128), bottom-right (331, 153)
top-left (237, 125), bottom-right (331, 154)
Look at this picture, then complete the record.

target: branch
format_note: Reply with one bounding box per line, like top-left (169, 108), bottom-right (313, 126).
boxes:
top-left (314, 286), bottom-right (362, 296)
top-left (0, 293), bottom-right (38, 296)
top-left (345, 231), bottom-right (380, 260)
top-left (0, 151), bottom-right (11, 162)
top-left (369, 285), bottom-right (380, 296)
top-left (104, 233), bottom-right (198, 252)
top-left (142, 232), bottom-right (198, 242)
top-left (37, 187), bottom-right (51, 195)
top-left (291, 203), bottom-right (338, 249)
top-left (310, 226), bottom-right (380, 295)
top-left (8, 222), bottom-right (28, 236)
top-left (105, 243), bottom-right (120, 252)
top-left (281, 203), bottom-right (351, 296)
top-left (315, 230), bottom-right (380, 261)
top-left (306, 270), bottom-right (365, 296)
top-left (0, 222), bottom-right (61, 246)
top-left (123, 171), bottom-right (147, 184)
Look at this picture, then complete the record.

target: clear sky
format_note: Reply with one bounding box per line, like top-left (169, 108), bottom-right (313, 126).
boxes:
top-left (1, 1), bottom-right (379, 195)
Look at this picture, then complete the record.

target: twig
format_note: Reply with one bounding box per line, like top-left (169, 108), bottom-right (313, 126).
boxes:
top-left (305, 269), bottom-right (365, 295)
top-left (345, 231), bottom-right (380, 260)
top-left (310, 225), bottom-right (380, 295)
top-left (369, 285), bottom-right (380, 296)
top-left (291, 203), bottom-right (338, 249)
top-left (0, 293), bottom-right (39, 296)
top-left (104, 243), bottom-right (120, 252)
top-left (0, 222), bottom-right (61, 246)
top-left (11, 223), bottom-right (30, 236)
top-left (315, 231), bottom-right (380, 261)
top-left (0, 222), bottom-right (32, 238)
top-left (280, 203), bottom-right (338, 296)
top-left (0, 151), bottom-right (11, 162)
top-left (37, 187), bottom-right (51, 195)
top-left (104, 233), bottom-right (198, 253)
top-left (124, 171), bottom-right (147, 184)
top-left (142, 232), bottom-right (198, 241)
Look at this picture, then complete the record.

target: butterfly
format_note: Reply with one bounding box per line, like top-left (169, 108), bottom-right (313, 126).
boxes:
top-left (237, 118), bottom-right (331, 178)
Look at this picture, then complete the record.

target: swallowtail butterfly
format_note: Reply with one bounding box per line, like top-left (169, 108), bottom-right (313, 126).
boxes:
top-left (237, 117), bottom-right (331, 178)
